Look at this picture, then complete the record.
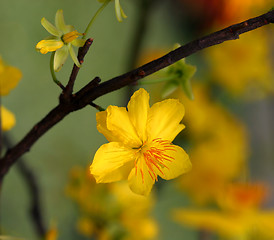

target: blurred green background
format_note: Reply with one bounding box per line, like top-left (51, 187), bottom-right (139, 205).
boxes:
top-left (0, 0), bottom-right (273, 239)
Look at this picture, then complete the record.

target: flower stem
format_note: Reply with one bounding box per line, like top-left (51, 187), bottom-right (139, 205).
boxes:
top-left (83, 0), bottom-right (111, 39)
top-left (139, 74), bottom-right (178, 85)
top-left (50, 52), bottom-right (65, 90)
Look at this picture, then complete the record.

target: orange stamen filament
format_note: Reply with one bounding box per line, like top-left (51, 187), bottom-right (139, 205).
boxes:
top-left (134, 138), bottom-right (176, 182)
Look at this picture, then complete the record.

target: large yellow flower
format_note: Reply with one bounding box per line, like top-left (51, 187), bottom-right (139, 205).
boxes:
top-left (90, 88), bottom-right (191, 196)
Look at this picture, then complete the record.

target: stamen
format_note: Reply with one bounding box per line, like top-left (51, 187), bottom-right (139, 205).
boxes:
top-left (62, 30), bottom-right (82, 44)
top-left (143, 139), bottom-right (176, 181)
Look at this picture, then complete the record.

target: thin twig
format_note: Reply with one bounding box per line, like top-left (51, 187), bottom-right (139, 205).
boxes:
top-left (0, 10), bottom-right (273, 180)
top-left (89, 102), bottom-right (105, 111)
top-left (62, 38), bottom-right (94, 101)
top-left (3, 135), bottom-right (47, 238)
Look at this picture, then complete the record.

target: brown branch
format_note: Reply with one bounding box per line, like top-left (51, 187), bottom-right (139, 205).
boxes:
top-left (3, 135), bottom-right (47, 238)
top-left (0, 10), bottom-right (273, 180)
top-left (17, 160), bottom-right (46, 237)
top-left (62, 38), bottom-right (94, 101)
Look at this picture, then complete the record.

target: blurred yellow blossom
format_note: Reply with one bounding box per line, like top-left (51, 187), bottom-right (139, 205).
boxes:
top-left (0, 57), bottom-right (22, 131)
top-left (217, 183), bottom-right (267, 212)
top-left (1, 106), bottom-right (16, 131)
top-left (177, 0), bottom-right (269, 29)
top-left (176, 85), bottom-right (248, 204)
top-left (66, 166), bottom-right (158, 240)
top-left (0, 57), bottom-right (22, 96)
top-left (206, 29), bottom-right (274, 98)
top-left (36, 9), bottom-right (85, 72)
top-left (174, 183), bottom-right (274, 240)
top-left (90, 88), bottom-right (191, 196)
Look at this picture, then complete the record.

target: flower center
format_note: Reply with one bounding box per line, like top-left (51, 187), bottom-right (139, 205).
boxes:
top-left (62, 30), bottom-right (82, 44)
top-left (136, 138), bottom-right (176, 182)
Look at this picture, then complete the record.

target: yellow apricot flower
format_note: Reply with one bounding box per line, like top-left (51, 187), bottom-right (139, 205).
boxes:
top-left (174, 183), bottom-right (274, 240)
top-left (97, 0), bottom-right (127, 22)
top-left (36, 9), bottom-right (85, 72)
top-left (90, 88), bottom-right (191, 196)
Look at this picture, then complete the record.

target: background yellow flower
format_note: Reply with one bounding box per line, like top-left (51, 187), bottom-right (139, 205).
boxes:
top-left (176, 85), bottom-right (249, 204)
top-left (66, 166), bottom-right (158, 240)
top-left (0, 57), bottom-right (21, 96)
top-left (174, 183), bottom-right (274, 240)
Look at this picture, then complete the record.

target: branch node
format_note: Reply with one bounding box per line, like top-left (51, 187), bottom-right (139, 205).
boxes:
top-left (138, 70), bottom-right (145, 77)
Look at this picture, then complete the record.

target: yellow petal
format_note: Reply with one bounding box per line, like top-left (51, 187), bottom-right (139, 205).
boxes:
top-left (1, 106), bottom-right (16, 131)
top-left (68, 45), bottom-right (80, 67)
top-left (36, 39), bottom-right (63, 54)
top-left (0, 62), bottom-right (22, 96)
top-left (106, 106), bottom-right (142, 148)
top-left (115, 0), bottom-right (122, 22)
top-left (41, 17), bottom-right (61, 36)
top-left (55, 9), bottom-right (67, 33)
top-left (148, 99), bottom-right (185, 142)
top-left (173, 209), bottom-right (247, 237)
top-left (54, 46), bottom-right (69, 72)
top-left (96, 111), bottom-right (120, 142)
top-left (128, 155), bottom-right (155, 196)
top-left (154, 144), bottom-right (191, 180)
top-left (127, 88), bottom-right (150, 142)
top-left (90, 142), bottom-right (136, 183)
top-left (255, 211), bottom-right (274, 237)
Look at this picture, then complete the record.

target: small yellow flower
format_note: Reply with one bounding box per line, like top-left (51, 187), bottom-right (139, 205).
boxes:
top-left (98, 0), bottom-right (127, 22)
top-left (36, 9), bottom-right (85, 72)
top-left (90, 88), bottom-right (191, 196)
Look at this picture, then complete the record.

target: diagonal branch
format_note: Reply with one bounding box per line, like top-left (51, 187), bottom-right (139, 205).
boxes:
top-left (62, 38), bottom-right (94, 101)
top-left (0, 10), bottom-right (273, 181)
top-left (3, 135), bottom-right (47, 238)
